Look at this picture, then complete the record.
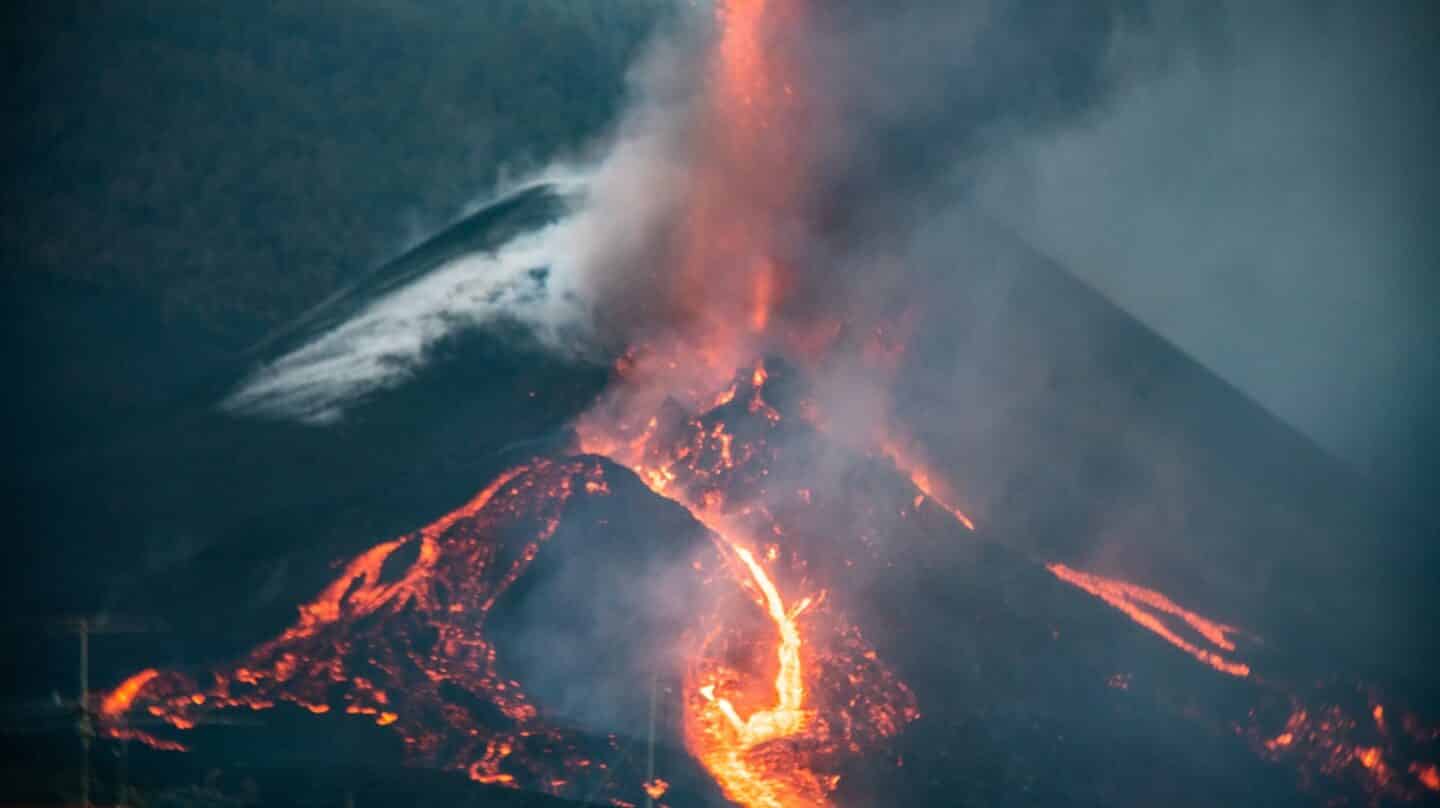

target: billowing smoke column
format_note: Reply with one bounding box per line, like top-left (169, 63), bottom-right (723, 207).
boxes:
top-left (98, 1), bottom-right (1440, 806)
top-left (577, 4), bottom-right (925, 805)
top-left (583, 0), bottom-right (822, 404)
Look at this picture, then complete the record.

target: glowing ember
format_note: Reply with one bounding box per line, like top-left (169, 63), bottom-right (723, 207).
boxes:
top-left (1413, 762), bottom-right (1440, 792)
top-left (1045, 563), bottom-right (1250, 677)
top-left (100, 668), bottom-right (161, 717)
top-left (1254, 697), bottom-right (1440, 801)
top-left (643, 778), bottom-right (670, 801)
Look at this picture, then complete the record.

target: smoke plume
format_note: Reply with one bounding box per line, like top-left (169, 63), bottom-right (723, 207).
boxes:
top-left (220, 0), bottom-right (1435, 683)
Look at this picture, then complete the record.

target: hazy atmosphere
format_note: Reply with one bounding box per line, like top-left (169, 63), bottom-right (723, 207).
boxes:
top-left (3, 2), bottom-right (1437, 807)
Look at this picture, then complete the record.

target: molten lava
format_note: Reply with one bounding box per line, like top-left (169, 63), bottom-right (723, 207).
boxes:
top-left (1254, 693), bottom-right (1440, 802)
top-left (101, 668), bottom-right (162, 717)
top-left (97, 460), bottom-right (661, 801)
top-left (578, 357), bottom-right (920, 807)
top-left (691, 543), bottom-right (827, 808)
top-left (94, 0), bottom-right (1440, 804)
top-left (1045, 563), bottom-right (1250, 677)
top-left (103, 349), bottom-right (924, 807)
top-left (878, 437), bottom-right (976, 532)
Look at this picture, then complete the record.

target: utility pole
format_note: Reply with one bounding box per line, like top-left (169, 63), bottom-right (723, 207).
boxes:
top-left (78, 617), bottom-right (93, 808)
top-left (644, 670), bottom-right (658, 808)
top-left (18, 614), bottom-right (164, 808)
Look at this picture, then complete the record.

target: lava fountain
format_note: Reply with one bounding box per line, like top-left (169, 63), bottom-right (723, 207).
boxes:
top-left (92, 0), bottom-right (1440, 804)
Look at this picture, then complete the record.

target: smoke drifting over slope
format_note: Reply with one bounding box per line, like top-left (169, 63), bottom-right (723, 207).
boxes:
top-left (228, 2), bottom-right (1436, 493)
top-left (221, 0), bottom-right (1437, 668)
top-left (973, 0), bottom-right (1440, 499)
top-left (102, 3), bottom-right (1440, 804)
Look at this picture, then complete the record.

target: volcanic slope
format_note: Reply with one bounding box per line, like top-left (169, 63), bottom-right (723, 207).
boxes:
top-left (94, 356), bottom-right (1438, 806)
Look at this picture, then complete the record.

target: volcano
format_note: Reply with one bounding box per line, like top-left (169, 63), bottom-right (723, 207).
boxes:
top-left (20, 1), bottom-right (1437, 806)
top-left (70, 152), bottom-right (1439, 807)
top-left (90, 342), bottom-right (1438, 806)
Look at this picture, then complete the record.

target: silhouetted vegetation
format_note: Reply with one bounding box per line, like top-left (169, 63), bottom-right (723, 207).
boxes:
top-left (6, 0), bottom-right (668, 340)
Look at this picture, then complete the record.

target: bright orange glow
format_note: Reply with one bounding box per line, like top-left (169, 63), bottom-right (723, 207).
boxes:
top-left (98, 460), bottom-right (632, 799)
top-left (691, 542), bottom-right (822, 808)
top-left (101, 669), bottom-right (160, 717)
top-left (643, 778), bottom-right (670, 800)
top-left (1413, 763), bottom-right (1440, 791)
top-left (105, 0), bottom-right (1440, 802)
top-left (879, 438), bottom-right (976, 531)
top-left (1259, 704), bottom-right (1440, 800)
top-left (751, 259), bottom-right (775, 333)
top-left (285, 465), bottom-right (529, 641)
top-left (1266, 732), bottom-right (1295, 751)
top-left (578, 342), bottom-right (916, 806)
top-left (1045, 564), bottom-right (1250, 677)
top-left (662, 0), bottom-right (811, 376)
top-left (582, 397), bottom-right (909, 807)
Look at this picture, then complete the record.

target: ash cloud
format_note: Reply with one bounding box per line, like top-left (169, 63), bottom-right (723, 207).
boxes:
top-left (210, 0), bottom-right (1440, 748)
top-left (762, 0), bottom-right (1438, 677)
top-left (968, 0), bottom-right (1440, 498)
top-left (227, 1), bottom-right (1437, 488)
top-left (699, 1), bottom-right (1439, 513)
top-left (219, 0), bottom-right (1435, 672)
top-left (707, 0), bottom-right (1438, 529)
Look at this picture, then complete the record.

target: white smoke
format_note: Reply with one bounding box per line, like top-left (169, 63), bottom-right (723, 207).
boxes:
top-left (221, 169), bottom-right (599, 423)
top-left (221, 29), bottom-right (704, 425)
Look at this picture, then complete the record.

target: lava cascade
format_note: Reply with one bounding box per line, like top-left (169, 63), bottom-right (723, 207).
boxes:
top-left (99, 359), bottom-right (927, 808)
top-left (1045, 563), bottom-right (1250, 677)
top-left (578, 358), bottom-right (922, 808)
top-left (94, 0), bottom-right (1440, 803)
top-left (98, 460), bottom-right (664, 801)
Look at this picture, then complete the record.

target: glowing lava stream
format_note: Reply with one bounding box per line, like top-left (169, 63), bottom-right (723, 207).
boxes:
top-left (704, 545), bottom-right (811, 739)
top-left (584, 418), bottom-right (831, 807)
top-left (1045, 563), bottom-right (1250, 677)
top-left (696, 539), bottom-right (824, 808)
top-left (878, 438), bottom-right (976, 532)
top-left (576, 349), bottom-right (927, 807)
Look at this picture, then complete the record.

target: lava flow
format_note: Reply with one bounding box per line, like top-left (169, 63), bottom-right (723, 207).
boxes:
top-left (1045, 563), bottom-right (1251, 677)
top-left (572, 1), bottom-right (917, 795)
top-left (1251, 688), bottom-right (1440, 803)
top-left (90, 0), bottom-right (1440, 802)
top-left (877, 434), bottom-right (976, 532)
top-left (98, 0), bottom-right (926, 804)
top-left (577, 358), bottom-right (921, 808)
top-left (97, 460), bottom-right (660, 800)
top-left (690, 542), bottom-right (827, 808)
top-left (98, 364), bottom-right (923, 808)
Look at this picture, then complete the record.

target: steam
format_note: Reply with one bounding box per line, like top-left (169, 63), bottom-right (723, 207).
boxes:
top-left (219, 0), bottom-right (1433, 675)
top-left (139, 4), bottom-right (1439, 788)
top-left (221, 31), bottom-right (706, 423)
top-left (225, 1), bottom-right (1434, 480)
top-left (223, 216), bottom-right (579, 424)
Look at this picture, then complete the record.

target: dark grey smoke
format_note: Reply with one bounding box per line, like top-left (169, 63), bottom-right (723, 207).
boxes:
top-left (754, 0), bottom-right (1440, 683)
top-left (693, 0), bottom-right (1438, 512)
top-left (969, 1), bottom-right (1440, 504)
